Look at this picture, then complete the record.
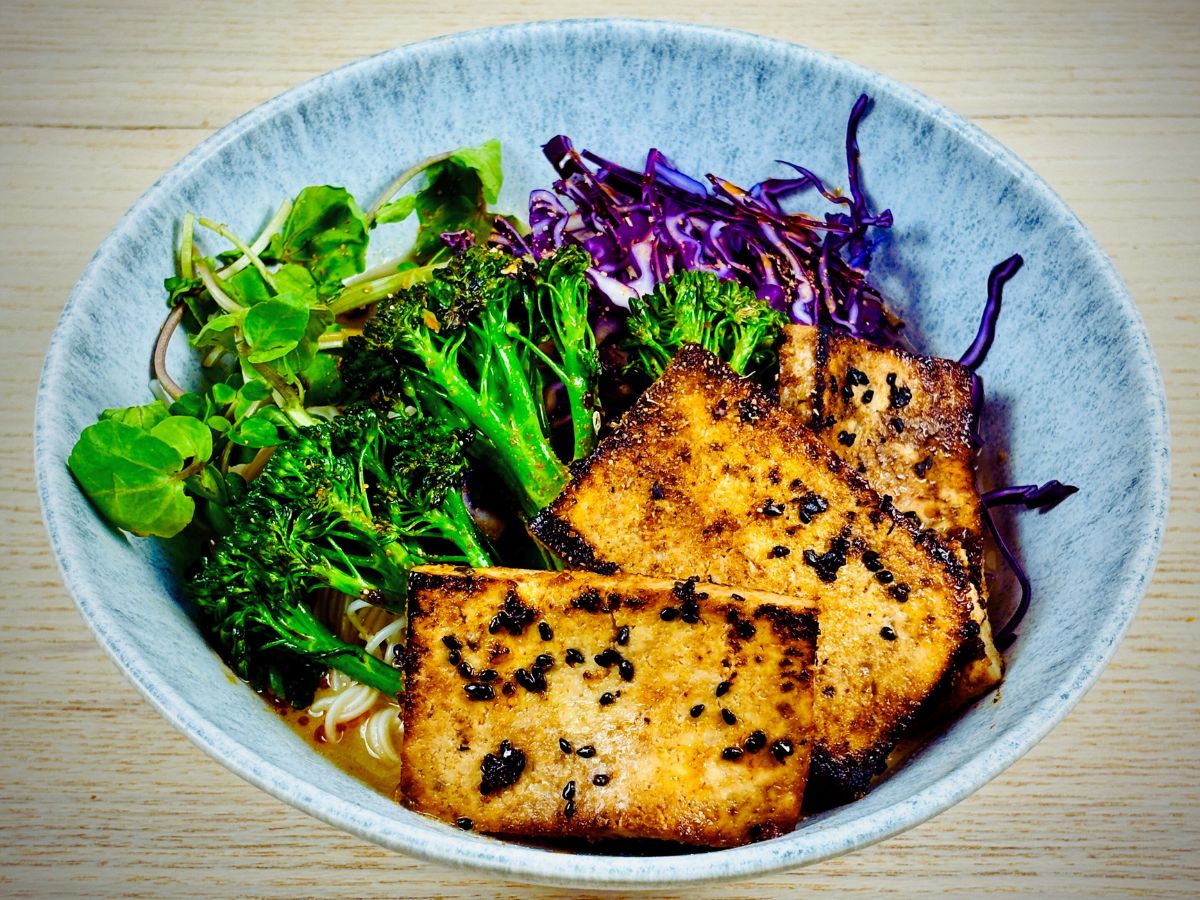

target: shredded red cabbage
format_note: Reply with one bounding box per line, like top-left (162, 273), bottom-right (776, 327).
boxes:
top-left (959, 254), bottom-right (1024, 370)
top-left (981, 481), bottom-right (1079, 649)
top-left (493, 95), bottom-right (902, 346)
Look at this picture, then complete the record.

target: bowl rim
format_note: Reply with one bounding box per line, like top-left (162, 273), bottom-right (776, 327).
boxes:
top-left (35, 17), bottom-right (1170, 889)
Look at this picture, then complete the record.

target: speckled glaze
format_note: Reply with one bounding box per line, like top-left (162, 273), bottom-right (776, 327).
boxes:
top-left (35, 19), bottom-right (1169, 890)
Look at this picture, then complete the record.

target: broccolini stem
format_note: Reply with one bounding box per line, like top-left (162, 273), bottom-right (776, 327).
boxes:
top-left (413, 331), bottom-right (566, 515)
top-left (273, 604), bottom-right (403, 696)
top-left (435, 490), bottom-right (494, 568)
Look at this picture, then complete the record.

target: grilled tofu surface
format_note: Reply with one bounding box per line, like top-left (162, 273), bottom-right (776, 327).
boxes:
top-left (777, 325), bottom-right (1002, 704)
top-left (530, 345), bottom-right (980, 800)
top-left (401, 565), bottom-right (817, 847)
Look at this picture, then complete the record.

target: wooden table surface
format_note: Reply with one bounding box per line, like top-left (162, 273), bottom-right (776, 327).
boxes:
top-left (2, 1), bottom-right (1197, 896)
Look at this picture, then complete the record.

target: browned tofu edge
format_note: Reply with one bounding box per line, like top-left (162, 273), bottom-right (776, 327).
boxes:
top-left (778, 324), bottom-right (1004, 710)
top-left (530, 344), bottom-right (979, 800)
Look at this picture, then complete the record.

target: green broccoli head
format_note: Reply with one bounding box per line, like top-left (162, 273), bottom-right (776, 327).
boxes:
top-left (187, 407), bottom-right (493, 707)
top-left (624, 270), bottom-right (786, 382)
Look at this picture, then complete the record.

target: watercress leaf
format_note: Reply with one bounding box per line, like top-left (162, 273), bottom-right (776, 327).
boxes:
top-left (164, 275), bottom-right (202, 308)
top-left (170, 392), bottom-right (207, 420)
top-left (67, 419), bottom-right (194, 538)
top-left (410, 158), bottom-right (496, 263)
top-left (230, 412), bottom-right (280, 448)
top-left (150, 415), bottom-right (213, 462)
top-left (298, 350), bottom-right (344, 405)
top-left (192, 312), bottom-right (242, 348)
top-left (221, 266), bottom-right (271, 307)
top-left (210, 381), bottom-right (238, 406)
top-left (272, 263), bottom-right (319, 306)
top-left (449, 138), bottom-right (503, 205)
top-left (100, 402), bottom-right (170, 432)
top-left (375, 193), bottom-right (417, 226)
top-left (272, 186), bottom-right (369, 294)
top-left (206, 415), bottom-right (232, 434)
top-left (243, 297), bottom-right (310, 363)
top-left (238, 379), bottom-right (272, 403)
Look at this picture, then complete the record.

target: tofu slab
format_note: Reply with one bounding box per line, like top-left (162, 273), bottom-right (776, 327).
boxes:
top-left (530, 344), bottom-right (980, 800)
top-left (401, 565), bottom-right (817, 848)
top-left (777, 324), bottom-right (1002, 705)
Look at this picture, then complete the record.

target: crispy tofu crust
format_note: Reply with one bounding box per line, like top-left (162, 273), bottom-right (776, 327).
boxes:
top-left (401, 565), bottom-right (817, 848)
top-left (530, 345), bottom-right (980, 800)
top-left (777, 325), bottom-right (1002, 705)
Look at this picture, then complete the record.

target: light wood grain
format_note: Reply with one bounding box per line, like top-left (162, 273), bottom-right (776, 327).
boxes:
top-left (1, 1), bottom-right (1197, 896)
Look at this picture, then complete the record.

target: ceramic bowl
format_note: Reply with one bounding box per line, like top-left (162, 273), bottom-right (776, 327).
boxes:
top-left (35, 19), bottom-right (1169, 889)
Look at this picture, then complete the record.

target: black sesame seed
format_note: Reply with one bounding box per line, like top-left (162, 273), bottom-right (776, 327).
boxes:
top-left (890, 417), bottom-right (905, 433)
top-left (875, 569), bottom-right (895, 585)
top-left (447, 648), bottom-right (462, 666)
top-left (880, 626), bottom-right (898, 641)
top-left (592, 773), bottom-right (611, 787)
top-left (477, 668), bottom-right (498, 683)
top-left (890, 584), bottom-right (911, 602)
top-left (914, 456), bottom-right (933, 478)
top-left (618, 659), bottom-right (635, 682)
top-left (616, 625), bottom-right (630, 646)
top-left (886, 373), bottom-right (897, 385)
top-left (455, 817), bottom-right (474, 831)
top-left (680, 599), bottom-right (701, 624)
top-left (594, 648), bottom-right (621, 668)
top-left (442, 635), bottom-right (462, 651)
top-left (660, 607), bottom-right (680, 621)
top-left (721, 708), bottom-right (737, 726)
top-left (514, 667), bottom-right (546, 693)
top-left (562, 780), bottom-right (576, 801)
top-left (564, 798), bottom-right (576, 819)
top-left (559, 738), bottom-right (573, 754)
top-left (715, 680), bottom-right (732, 697)
top-left (576, 745), bottom-right (596, 758)
top-left (743, 730), bottom-right (767, 752)
top-left (889, 381), bottom-right (912, 409)
top-left (847, 366), bottom-right (870, 386)
top-left (565, 648), bottom-right (585, 666)
top-left (761, 499), bottom-right (786, 517)
top-left (770, 545), bottom-right (791, 558)
top-left (479, 739), bottom-right (526, 795)
top-left (722, 746), bottom-right (744, 761)
top-left (690, 704), bottom-right (706, 718)
top-left (771, 739), bottom-right (795, 762)
top-left (650, 481), bottom-right (665, 500)
top-left (488, 615), bottom-right (503, 635)
top-left (463, 683), bottom-right (494, 701)
top-left (501, 681), bottom-right (515, 696)
top-left (736, 620), bottom-right (757, 640)
top-left (457, 660), bottom-right (475, 679)
top-left (840, 383), bottom-right (854, 401)
top-left (533, 653), bottom-right (555, 672)
top-left (861, 389), bottom-right (874, 404)
top-left (837, 430), bottom-right (857, 447)
top-left (599, 692), bottom-right (616, 706)
top-left (861, 550), bottom-right (883, 572)
top-left (538, 621), bottom-right (554, 641)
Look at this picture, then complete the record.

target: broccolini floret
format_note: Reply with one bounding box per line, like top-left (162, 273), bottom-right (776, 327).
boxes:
top-left (623, 271), bottom-right (786, 382)
top-left (188, 408), bottom-right (493, 706)
top-left (342, 245), bottom-right (600, 516)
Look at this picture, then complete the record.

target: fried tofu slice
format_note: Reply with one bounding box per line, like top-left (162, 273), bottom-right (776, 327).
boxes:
top-left (777, 324), bottom-right (1002, 705)
top-left (530, 345), bottom-right (980, 801)
top-left (401, 565), bottom-right (817, 848)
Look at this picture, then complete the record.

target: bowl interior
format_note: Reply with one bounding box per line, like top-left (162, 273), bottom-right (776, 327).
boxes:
top-left (35, 19), bottom-right (1168, 889)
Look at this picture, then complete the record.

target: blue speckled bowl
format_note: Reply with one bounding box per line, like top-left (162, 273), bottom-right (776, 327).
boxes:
top-left (35, 19), bottom-right (1169, 889)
